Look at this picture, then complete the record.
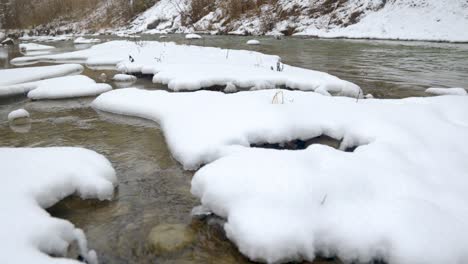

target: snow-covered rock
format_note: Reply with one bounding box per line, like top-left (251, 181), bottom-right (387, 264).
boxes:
top-left (1, 38), bottom-right (14, 45)
top-left (425, 87), bottom-right (467, 96)
top-left (0, 147), bottom-right (116, 264)
top-left (11, 41), bottom-right (360, 97)
top-left (246, 40), bottom-right (260, 45)
top-left (93, 88), bottom-right (468, 263)
top-left (74, 37), bottom-right (101, 44)
top-left (19, 43), bottom-right (55, 52)
top-left (112, 73), bottom-right (137, 82)
top-left (185, 33), bottom-right (202, 39)
top-left (8, 109), bottom-right (30, 122)
top-left (0, 64), bottom-right (84, 96)
top-left (25, 75), bottom-right (112, 100)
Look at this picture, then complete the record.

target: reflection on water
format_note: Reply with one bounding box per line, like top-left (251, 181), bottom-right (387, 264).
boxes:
top-left (1, 35), bottom-right (467, 263)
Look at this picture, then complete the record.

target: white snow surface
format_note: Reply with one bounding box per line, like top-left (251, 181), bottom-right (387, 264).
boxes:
top-left (20, 35), bottom-right (74, 42)
top-left (19, 43), bottom-right (55, 51)
top-left (8, 109), bottom-right (30, 121)
top-left (10, 41), bottom-right (360, 97)
top-left (25, 75), bottom-right (112, 100)
top-left (0, 64), bottom-right (84, 97)
top-left (0, 147), bottom-right (116, 264)
top-left (425, 87), bottom-right (467, 96)
top-left (93, 88), bottom-right (468, 263)
top-left (74, 37), bottom-right (101, 44)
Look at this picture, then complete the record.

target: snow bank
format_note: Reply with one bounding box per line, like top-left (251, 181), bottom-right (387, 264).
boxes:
top-left (74, 37), bottom-right (101, 44)
top-left (25, 75), bottom-right (112, 100)
top-left (11, 41), bottom-right (360, 97)
top-left (186, 33), bottom-right (202, 39)
top-left (19, 43), bottom-right (55, 52)
top-left (0, 147), bottom-right (116, 264)
top-left (112, 73), bottom-right (137, 82)
top-left (19, 35), bottom-right (74, 42)
top-left (246, 40), bottom-right (260, 45)
top-left (425, 87), bottom-right (467, 96)
top-left (8, 109), bottom-right (30, 122)
top-left (93, 88), bottom-right (468, 263)
top-left (0, 64), bottom-right (83, 97)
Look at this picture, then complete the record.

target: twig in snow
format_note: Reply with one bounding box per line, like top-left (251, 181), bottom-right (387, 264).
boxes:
top-left (320, 194), bottom-right (328, 205)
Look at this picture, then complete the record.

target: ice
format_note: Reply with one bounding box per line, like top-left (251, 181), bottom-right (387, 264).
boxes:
top-left (0, 147), bottom-right (116, 264)
top-left (74, 37), bottom-right (101, 44)
top-left (93, 88), bottom-right (468, 263)
top-left (425, 87), bottom-right (467, 96)
top-left (25, 75), bottom-right (112, 100)
top-left (8, 109), bottom-right (30, 122)
top-left (0, 64), bottom-right (84, 97)
top-left (19, 43), bottom-right (55, 52)
top-left (19, 35), bottom-right (74, 42)
top-left (11, 41), bottom-right (360, 97)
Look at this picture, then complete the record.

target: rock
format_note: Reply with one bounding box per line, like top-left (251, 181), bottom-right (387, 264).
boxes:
top-left (147, 224), bottom-right (195, 254)
top-left (99, 73), bottom-right (107, 82)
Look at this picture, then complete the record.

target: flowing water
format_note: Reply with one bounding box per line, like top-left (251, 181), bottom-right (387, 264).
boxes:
top-left (1, 35), bottom-right (467, 264)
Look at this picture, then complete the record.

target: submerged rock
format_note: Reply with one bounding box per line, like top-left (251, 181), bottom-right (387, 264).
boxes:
top-left (147, 224), bottom-right (195, 254)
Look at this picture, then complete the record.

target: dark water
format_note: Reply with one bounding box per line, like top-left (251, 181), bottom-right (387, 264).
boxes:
top-left (0, 35), bottom-right (467, 263)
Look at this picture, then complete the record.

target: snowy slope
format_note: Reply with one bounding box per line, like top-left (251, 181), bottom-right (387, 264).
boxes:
top-left (124, 0), bottom-right (468, 42)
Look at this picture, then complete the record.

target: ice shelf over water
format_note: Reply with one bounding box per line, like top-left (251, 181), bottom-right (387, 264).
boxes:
top-left (93, 88), bottom-right (468, 264)
top-left (10, 41), bottom-right (361, 97)
top-left (0, 147), bottom-right (116, 264)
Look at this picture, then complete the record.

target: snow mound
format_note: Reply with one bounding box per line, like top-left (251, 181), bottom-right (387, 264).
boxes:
top-left (25, 75), bottom-right (112, 100)
top-left (74, 37), bottom-right (101, 44)
top-left (20, 43), bottom-right (55, 52)
top-left (0, 147), bottom-right (116, 264)
top-left (8, 109), bottom-right (30, 121)
top-left (93, 88), bottom-right (468, 263)
top-left (246, 40), bottom-right (260, 45)
top-left (425, 87), bottom-right (467, 96)
top-left (10, 41), bottom-right (360, 97)
top-left (112, 73), bottom-right (137, 82)
top-left (185, 33), bottom-right (202, 39)
top-left (0, 64), bottom-right (83, 87)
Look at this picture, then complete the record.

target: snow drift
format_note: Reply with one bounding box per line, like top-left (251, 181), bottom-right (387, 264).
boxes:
top-left (0, 147), bottom-right (116, 264)
top-left (93, 88), bottom-right (468, 263)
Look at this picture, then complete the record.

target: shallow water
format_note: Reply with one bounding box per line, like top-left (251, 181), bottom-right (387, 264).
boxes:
top-left (1, 35), bottom-right (467, 263)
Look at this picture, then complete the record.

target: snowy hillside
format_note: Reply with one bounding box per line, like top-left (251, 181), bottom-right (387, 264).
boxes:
top-left (124, 0), bottom-right (468, 42)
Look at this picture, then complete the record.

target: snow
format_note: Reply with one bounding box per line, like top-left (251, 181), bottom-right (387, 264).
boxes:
top-left (425, 87), bottom-right (467, 96)
top-left (112, 73), bottom-right (137, 82)
top-left (23, 75), bottom-right (112, 100)
top-left (19, 43), bottom-right (55, 52)
top-left (185, 33), bottom-right (202, 39)
top-left (19, 35), bottom-right (74, 42)
top-left (246, 40), bottom-right (260, 45)
top-left (125, 0), bottom-right (468, 42)
top-left (0, 147), bottom-right (116, 264)
top-left (0, 64), bottom-right (84, 96)
top-left (93, 88), bottom-right (468, 263)
top-left (8, 109), bottom-right (30, 122)
top-left (11, 41), bottom-right (360, 97)
top-left (74, 37), bottom-right (101, 44)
